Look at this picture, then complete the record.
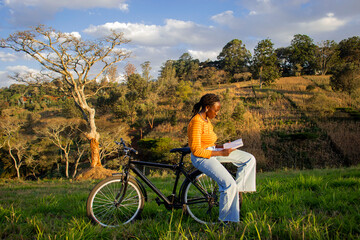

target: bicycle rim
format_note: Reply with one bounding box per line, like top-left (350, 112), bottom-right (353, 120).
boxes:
top-left (184, 173), bottom-right (219, 224)
top-left (88, 178), bottom-right (143, 226)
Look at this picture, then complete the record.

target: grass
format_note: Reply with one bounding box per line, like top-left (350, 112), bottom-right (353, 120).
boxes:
top-left (1, 166), bottom-right (359, 239)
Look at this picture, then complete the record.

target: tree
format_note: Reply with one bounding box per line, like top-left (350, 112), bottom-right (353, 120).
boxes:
top-left (315, 40), bottom-right (339, 75)
top-left (124, 63), bottom-right (137, 79)
top-left (253, 39), bottom-right (280, 87)
top-left (217, 39), bottom-right (251, 75)
top-left (174, 53), bottom-right (200, 82)
top-left (0, 116), bottom-right (29, 179)
top-left (36, 118), bottom-right (85, 178)
top-left (158, 60), bottom-right (178, 97)
top-left (141, 61), bottom-right (152, 82)
top-left (126, 73), bottom-right (148, 100)
top-left (102, 65), bottom-right (119, 83)
top-left (330, 36), bottom-right (360, 96)
top-left (1, 25), bottom-right (130, 178)
top-left (275, 47), bottom-right (293, 77)
top-left (338, 36), bottom-right (360, 64)
top-left (289, 34), bottom-right (317, 75)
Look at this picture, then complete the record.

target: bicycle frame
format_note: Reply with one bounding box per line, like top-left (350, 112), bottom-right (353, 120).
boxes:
top-left (120, 151), bottom-right (210, 210)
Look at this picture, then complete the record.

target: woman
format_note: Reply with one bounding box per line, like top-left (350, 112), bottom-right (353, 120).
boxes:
top-left (187, 93), bottom-right (256, 223)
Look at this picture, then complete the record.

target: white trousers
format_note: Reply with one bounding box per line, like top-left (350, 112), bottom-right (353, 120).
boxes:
top-left (191, 148), bottom-right (256, 222)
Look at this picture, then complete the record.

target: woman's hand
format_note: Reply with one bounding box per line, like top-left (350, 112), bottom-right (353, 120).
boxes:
top-left (220, 148), bottom-right (236, 156)
top-left (211, 148), bottom-right (236, 157)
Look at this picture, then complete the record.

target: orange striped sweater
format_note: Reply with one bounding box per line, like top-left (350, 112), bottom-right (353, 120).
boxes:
top-left (187, 114), bottom-right (217, 158)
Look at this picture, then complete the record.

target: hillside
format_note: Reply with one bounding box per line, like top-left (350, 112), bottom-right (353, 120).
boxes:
top-left (0, 75), bottom-right (359, 179)
top-left (153, 75), bottom-right (359, 171)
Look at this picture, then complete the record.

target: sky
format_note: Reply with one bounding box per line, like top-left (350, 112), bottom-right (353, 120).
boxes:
top-left (0, 0), bottom-right (359, 87)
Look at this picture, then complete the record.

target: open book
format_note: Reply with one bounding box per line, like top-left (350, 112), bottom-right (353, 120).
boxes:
top-left (223, 138), bottom-right (243, 149)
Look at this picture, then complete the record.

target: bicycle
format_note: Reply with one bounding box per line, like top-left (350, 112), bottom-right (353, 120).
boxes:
top-left (87, 138), bottom-right (241, 227)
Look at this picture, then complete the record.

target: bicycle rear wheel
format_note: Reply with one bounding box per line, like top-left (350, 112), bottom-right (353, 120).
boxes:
top-left (181, 170), bottom-right (220, 224)
top-left (87, 176), bottom-right (144, 227)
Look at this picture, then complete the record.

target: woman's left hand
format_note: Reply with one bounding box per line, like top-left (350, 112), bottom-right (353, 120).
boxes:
top-left (215, 144), bottom-right (223, 148)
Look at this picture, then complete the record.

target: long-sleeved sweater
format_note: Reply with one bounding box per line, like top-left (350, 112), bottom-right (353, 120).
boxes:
top-left (187, 114), bottom-right (217, 159)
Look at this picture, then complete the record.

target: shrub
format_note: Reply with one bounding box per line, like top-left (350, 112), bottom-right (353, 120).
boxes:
top-left (232, 101), bottom-right (246, 121)
top-left (138, 137), bottom-right (181, 164)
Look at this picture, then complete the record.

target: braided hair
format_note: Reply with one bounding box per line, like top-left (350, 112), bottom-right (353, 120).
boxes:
top-left (191, 93), bottom-right (220, 118)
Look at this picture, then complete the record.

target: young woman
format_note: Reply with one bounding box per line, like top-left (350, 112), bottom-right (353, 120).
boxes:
top-left (187, 93), bottom-right (256, 223)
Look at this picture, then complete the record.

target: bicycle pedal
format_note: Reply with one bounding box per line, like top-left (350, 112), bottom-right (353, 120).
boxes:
top-left (155, 197), bottom-right (163, 206)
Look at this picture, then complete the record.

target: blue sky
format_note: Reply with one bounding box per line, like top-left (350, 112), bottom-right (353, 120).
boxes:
top-left (0, 0), bottom-right (360, 87)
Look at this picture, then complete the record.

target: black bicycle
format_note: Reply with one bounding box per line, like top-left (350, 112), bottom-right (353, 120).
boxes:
top-left (86, 138), bottom-right (224, 227)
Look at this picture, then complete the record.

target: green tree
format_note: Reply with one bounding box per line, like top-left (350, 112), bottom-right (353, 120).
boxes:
top-left (174, 53), bottom-right (200, 82)
top-left (330, 36), bottom-right (360, 96)
top-left (289, 34), bottom-right (317, 75)
top-left (158, 60), bottom-right (178, 97)
top-left (253, 39), bottom-right (280, 87)
top-left (141, 61), bottom-right (153, 82)
top-left (315, 40), bottom-right (340, 75)
top-left (217, 39), bottom-right (251, 75)
top-left (127, 73), bottom-right (148, 100)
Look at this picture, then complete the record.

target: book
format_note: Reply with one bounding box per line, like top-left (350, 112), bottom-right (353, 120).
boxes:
top-left (223, 138), bottom-right (243, 149)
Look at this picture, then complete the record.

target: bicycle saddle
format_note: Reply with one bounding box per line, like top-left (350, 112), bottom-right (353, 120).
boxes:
top-left (170, 147), bottom-right (191, 155)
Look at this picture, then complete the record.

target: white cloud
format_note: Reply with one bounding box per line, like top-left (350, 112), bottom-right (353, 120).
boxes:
top-left (118, 3), bottom-right (129, 12)
top-left (4, 0), bottom-right (130, 26)
top-left (209, 5), bottom-right (351, 47)
top-left (84, 19), bottom-right (221, 48)
top-left (188, 49), bottom-right (219, 61)
top-left (211, 10), bottom-right (235, 25)
top-left (0, 52), bottom-right (17, 62)
top-left (0, 71), bottom-right (16, 88)
top-left (65, 32), bottom-right (82, 39)
top-left (0, 65), bottom-right (41, 88)
top-left (249, 11), bottom-right (257, 16)
top-left (299, 13), bottom-right (347, 33)
top-left (4, 0), bottom-right (130, 10)
top-left (6, 65), bottom-right (40, 74)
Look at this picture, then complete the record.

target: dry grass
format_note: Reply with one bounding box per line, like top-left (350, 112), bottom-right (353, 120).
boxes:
top-left (318, 120), bottom-right (360, 165)
top-left (273, 76), bottom-right (313, 92)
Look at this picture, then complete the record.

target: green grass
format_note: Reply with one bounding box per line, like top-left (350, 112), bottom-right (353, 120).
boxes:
top-left (0, 167), bottom-right (359, 239)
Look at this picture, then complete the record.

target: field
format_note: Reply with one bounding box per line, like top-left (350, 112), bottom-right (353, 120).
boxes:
top-left (1, 166), bottom-right (359, 240)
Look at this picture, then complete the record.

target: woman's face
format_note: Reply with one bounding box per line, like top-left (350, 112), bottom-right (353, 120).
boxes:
top-left (206, 102), bottom-right (221, 119)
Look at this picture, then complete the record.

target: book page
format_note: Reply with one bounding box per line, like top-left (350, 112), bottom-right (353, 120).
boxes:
top-left (223, 138), bottom-right (243, 149)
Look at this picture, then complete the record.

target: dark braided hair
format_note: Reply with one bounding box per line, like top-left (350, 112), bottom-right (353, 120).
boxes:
top-left (191, 93), bottom-right (220, 118)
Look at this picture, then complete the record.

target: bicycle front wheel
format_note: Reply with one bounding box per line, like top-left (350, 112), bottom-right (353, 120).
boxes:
top-left (181, 170), bottom-right (220, 224)
top-left (87, 176), bottom-right (144, 227)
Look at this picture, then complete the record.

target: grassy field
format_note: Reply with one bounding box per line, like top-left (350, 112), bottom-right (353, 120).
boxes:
top-left (1, 166), bottom-right (359, 240)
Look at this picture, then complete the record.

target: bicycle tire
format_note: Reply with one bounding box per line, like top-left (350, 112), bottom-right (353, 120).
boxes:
top-left (181, 170), bottom-right (220, 224)
top-left (87, 176), bottom-right (144, 227)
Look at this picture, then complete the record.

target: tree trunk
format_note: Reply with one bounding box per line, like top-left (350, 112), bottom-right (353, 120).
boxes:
top-left (65, 157), bottom-right (69, 178)
top-left (90, 138), bottom-right (101, 167)
top-left (259, 66), bottom-right (263, 89)
top-left (9, 148), bottom-right (21, 179)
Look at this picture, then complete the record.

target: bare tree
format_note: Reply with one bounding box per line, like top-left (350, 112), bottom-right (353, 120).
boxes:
top-left (0, 118), bottom-right (28, 179)
top-left (38, 118), bottom-right (83, 178)
top-left (1, 25), bottom-right (130, 178)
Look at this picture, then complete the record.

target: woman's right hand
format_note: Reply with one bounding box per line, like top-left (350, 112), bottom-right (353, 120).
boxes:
top-left (221, 148), bottom-right (236, 156)
top-left (211, 148), bottom-right (236, 157)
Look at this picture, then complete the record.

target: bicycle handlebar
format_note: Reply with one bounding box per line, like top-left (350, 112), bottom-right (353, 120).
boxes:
top-left (115, 138), bottom-right (138, 155)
